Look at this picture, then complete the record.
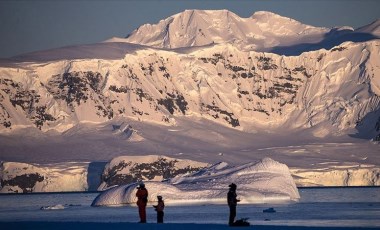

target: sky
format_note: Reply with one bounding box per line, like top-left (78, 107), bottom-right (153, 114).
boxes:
top-left (0, 0), bottom-right (379, 58)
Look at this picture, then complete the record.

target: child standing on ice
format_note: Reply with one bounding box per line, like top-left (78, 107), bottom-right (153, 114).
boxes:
top-left (153, 195), bottom-right (165, 223)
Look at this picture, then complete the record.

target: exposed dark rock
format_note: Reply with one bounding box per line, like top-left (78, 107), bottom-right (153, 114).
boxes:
top-left (0, 77), bottom-right (57, 129)
top-left (47, 71), bottom-right (104, 105)
top-left (101, 157), bottom-right (206, 188)
top-left (198, 53), bottom-right (225, 65)
top-left (203, 103), bottom-right (240, 127)
top-left (158, 97), bottom-right (175, 114)
top-left (109, 85), bottom-right (129, 93)
top-left (256, 56), bottom-right (278, 70)
top-left (331, 46), bottom-right (347, 52)
top-left (134, 88), bottom-right (153, 102)
top-left (0, 78), bottom-right (40, 113)
top-left (32, 106), bottom-right (56, 129)
top-left (158, 92), bottom-right (188, 115)
top-left (292, 66), bottom-right (311, 78)
top-left (1, 173), bottom-right (44, 193)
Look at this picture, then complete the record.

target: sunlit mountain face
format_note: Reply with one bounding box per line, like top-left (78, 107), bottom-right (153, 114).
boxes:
top-left (0, 10), bottom-right (379, 193)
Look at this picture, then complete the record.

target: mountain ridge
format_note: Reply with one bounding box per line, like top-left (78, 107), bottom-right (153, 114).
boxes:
top-left (0, 39), bottom-right (379, 138)
top-left (124, 9), bottom-right (329, 52)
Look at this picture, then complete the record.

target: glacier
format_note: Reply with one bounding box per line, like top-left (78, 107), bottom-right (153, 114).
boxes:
top-left (91, 158), bottom-right (300, 206)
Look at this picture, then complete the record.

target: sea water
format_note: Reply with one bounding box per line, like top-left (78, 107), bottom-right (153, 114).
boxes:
top-left (0, 187), bottom-right (379, 227)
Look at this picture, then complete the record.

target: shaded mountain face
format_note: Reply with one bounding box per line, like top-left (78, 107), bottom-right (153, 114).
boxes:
top-left (0, 10), bottom-right (379, 141)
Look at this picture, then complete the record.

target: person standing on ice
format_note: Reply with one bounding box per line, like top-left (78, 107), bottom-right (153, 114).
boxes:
top-left (153, 195), bottom-right (165, 223)
top-left (136, 182), bottom-right (148, 223)
top-left (227, 183), bottom-right (240, 226)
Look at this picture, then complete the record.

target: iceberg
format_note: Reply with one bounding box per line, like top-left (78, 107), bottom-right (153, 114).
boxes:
top-left (99, 155), bottom-right (209, 190)
top-left (40, 204), bottom-right (66, 210)
top-left (91, 158), bottom-right (300, 206)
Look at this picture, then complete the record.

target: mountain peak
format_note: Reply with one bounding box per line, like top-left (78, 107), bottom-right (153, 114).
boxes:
top-left (177, 9), bottom-right (238, 16)
top-left (356, 18), bottom-right (380, 36)
top-left (251, 11), bottom-right (286, 19)
top-left (124, 9), bottom-right (328, 50)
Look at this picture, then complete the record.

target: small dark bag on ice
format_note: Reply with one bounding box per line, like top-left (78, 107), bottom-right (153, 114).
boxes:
top-left (231, 218), bottom-right (250, 227)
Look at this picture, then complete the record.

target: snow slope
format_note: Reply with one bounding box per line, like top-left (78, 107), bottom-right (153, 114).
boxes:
top-left (91, 158), bottom-right (300, 206)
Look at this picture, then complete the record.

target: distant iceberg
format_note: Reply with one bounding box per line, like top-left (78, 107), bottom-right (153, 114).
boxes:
top-left (40, 204), bottom-right (66, 210)
top-left (91, 158), bottom-right (300, 206)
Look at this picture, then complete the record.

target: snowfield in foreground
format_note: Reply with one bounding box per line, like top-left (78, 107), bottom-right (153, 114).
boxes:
top-left (91, 158), bottom-right (300, 206)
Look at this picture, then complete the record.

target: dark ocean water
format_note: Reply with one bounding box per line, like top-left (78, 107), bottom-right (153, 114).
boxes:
top-left (0, 187), bottom-right (379, 228)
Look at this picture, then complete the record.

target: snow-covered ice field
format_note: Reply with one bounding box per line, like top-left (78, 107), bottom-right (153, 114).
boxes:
top-left (0, 187), bottom-right (379, 229)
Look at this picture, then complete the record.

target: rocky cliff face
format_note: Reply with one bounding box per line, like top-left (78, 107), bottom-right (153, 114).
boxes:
top-left (1, 40), bottom-right (379, 139)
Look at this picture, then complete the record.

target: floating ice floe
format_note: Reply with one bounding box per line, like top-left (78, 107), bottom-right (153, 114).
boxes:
top-left (40, 204), bottom-right (66, 210)
top-left (91, 158), bottom-right (300, 206)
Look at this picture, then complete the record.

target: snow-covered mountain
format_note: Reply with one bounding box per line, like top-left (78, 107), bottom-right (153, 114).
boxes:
top-left (123, 10), bottom-right (328, 52)
top-left (0, 9), bottom-right (379, 193)
top-left (1, 40), bottom-right (379, 137)
top-left (357, 19), bottom-right (380, 36)
top-left (122, 10), bottom-right (379, 55)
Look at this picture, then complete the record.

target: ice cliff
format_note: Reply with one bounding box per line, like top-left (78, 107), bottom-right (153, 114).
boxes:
top-left (1, 156), bottom-right (379, 193)
top-left (91, 158), bottom-right (300, 206)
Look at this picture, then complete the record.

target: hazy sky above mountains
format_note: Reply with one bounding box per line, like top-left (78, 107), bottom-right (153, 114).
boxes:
top-left (0, 0), bottom-right (379, 58)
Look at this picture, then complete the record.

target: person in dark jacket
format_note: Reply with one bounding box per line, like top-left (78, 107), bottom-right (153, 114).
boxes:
top-left (227, 183), bottom-right (240, 226)
top-left (153, 195), bottom-right (165, 223)
top-left (136, 182), bottom-right (148, 223)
